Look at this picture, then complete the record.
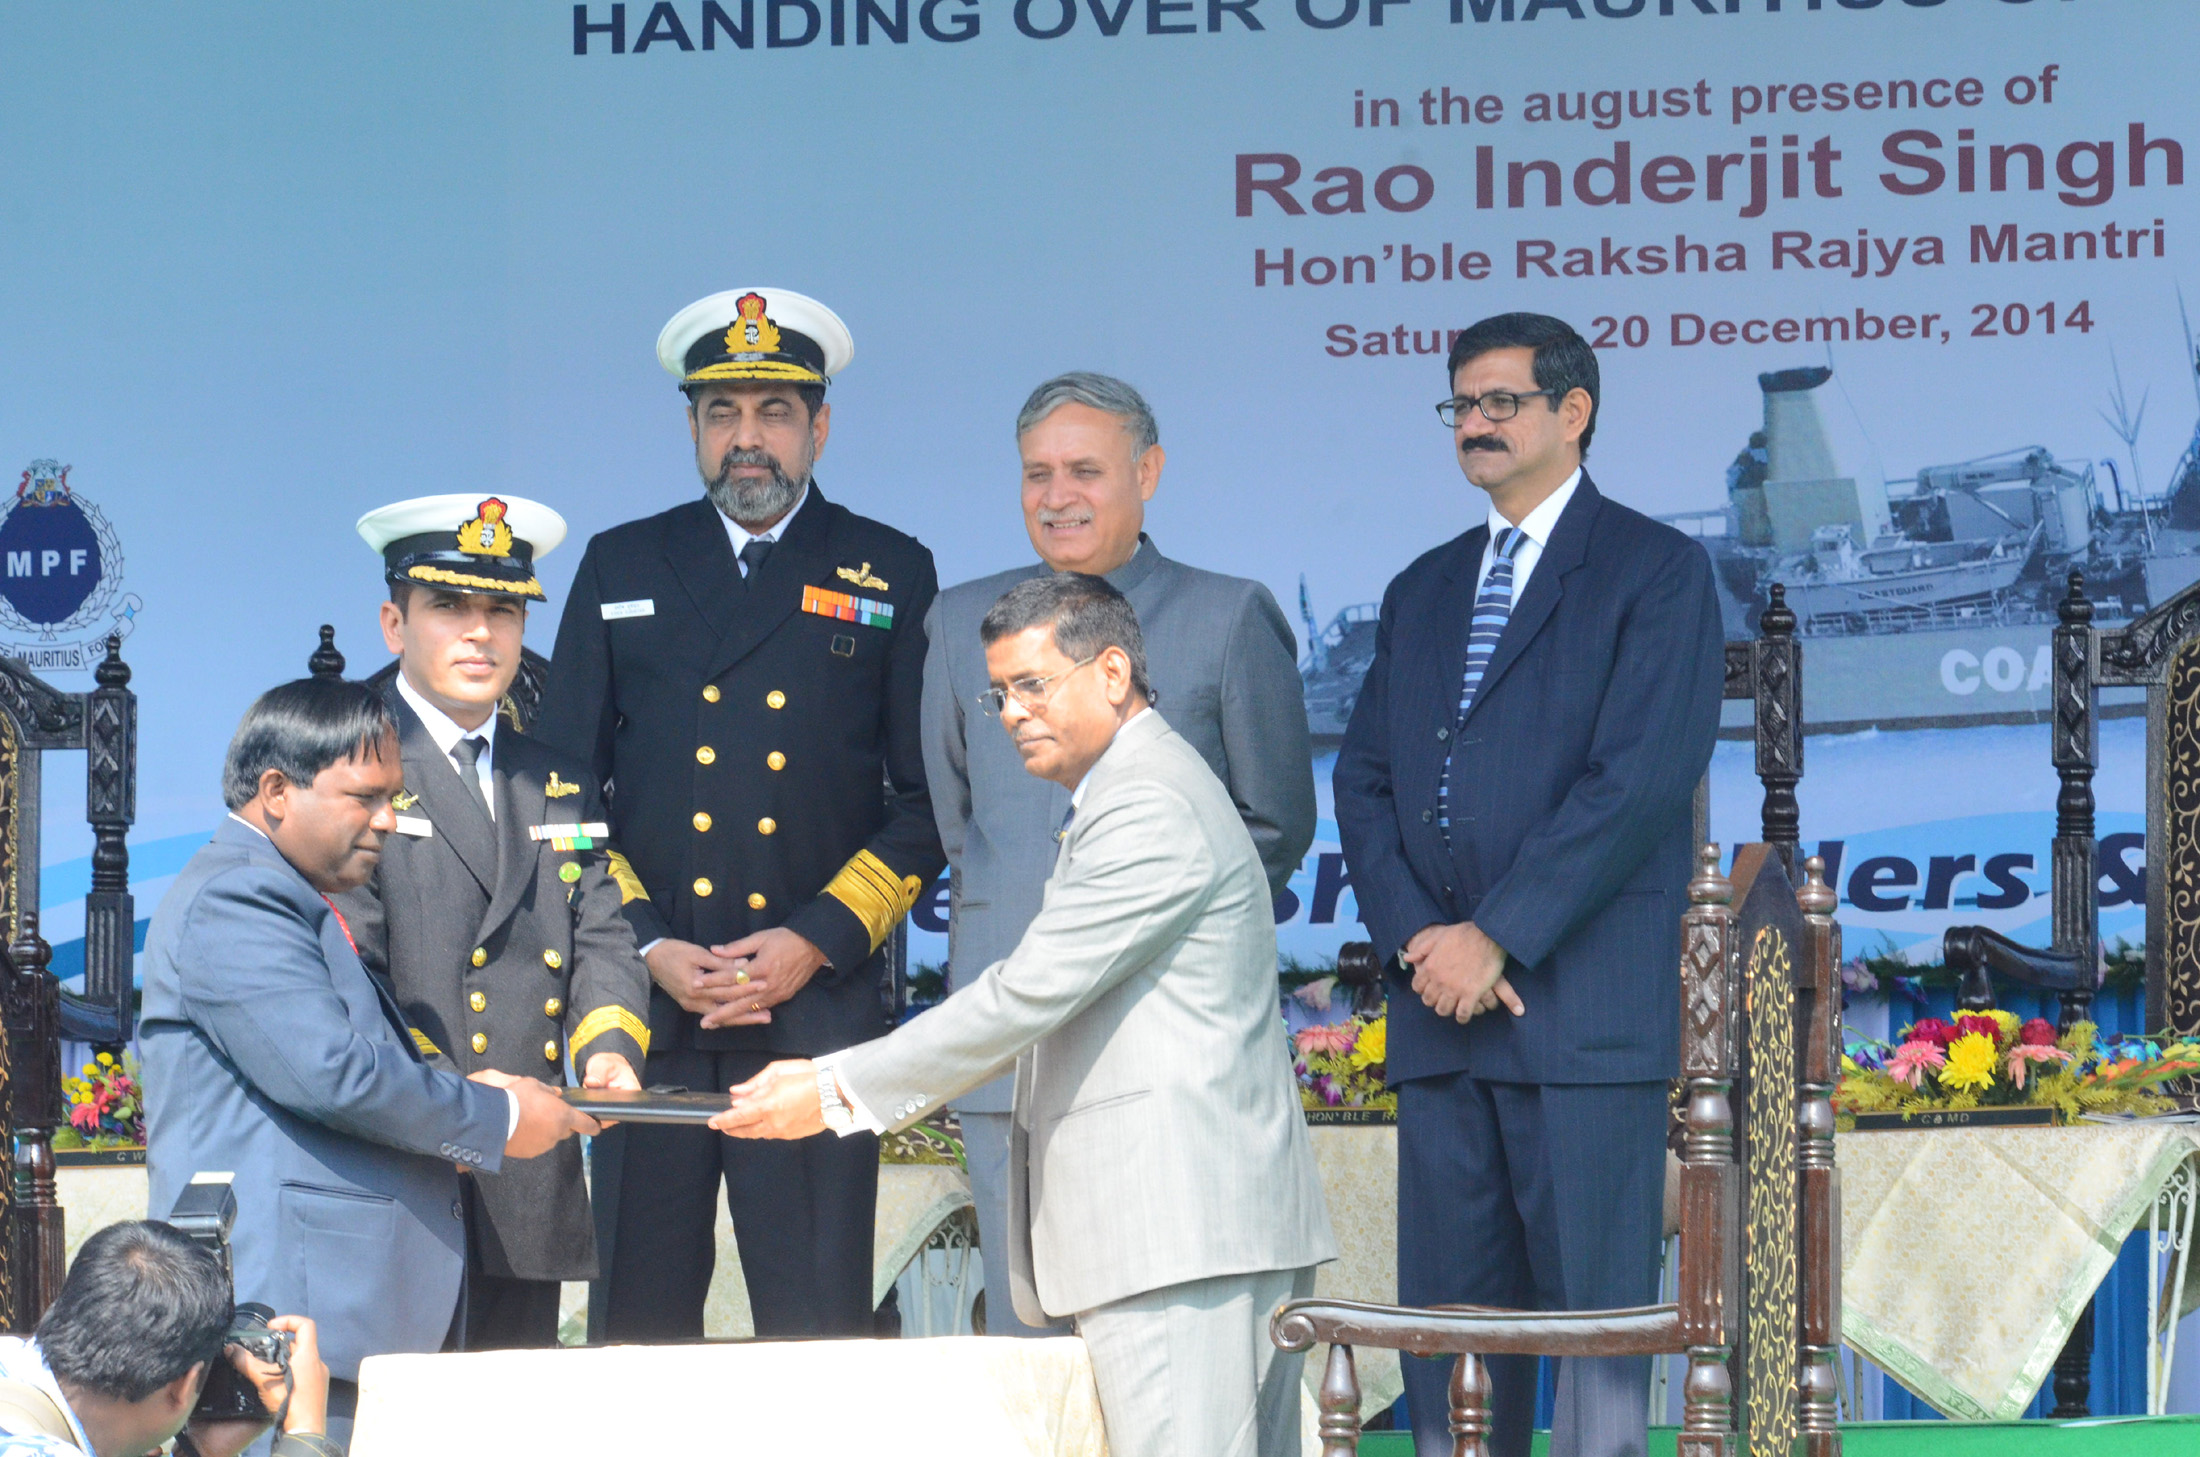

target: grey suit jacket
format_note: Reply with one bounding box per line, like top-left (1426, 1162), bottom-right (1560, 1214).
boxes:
top-left (921, 536), bottom-right (1315, 1112)
top-left (841, 711), bottom-right (1336, 1322)
top-left (334, 691), bottom-right (650, 1282)
top-left (142, 818), bottom-right (512, 1381)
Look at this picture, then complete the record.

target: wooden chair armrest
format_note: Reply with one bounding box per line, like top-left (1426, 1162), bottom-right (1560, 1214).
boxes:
top-left (1271, 1297), bottom-right (1685, 1359)
top-left (1942, 925), bottom-right (2089, 993)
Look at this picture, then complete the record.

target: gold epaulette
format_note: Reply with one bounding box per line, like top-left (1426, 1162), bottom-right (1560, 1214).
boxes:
top-left (605, 850), bottom-right (651, 905)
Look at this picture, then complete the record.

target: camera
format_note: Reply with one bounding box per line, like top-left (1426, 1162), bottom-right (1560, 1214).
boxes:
top-left (168, 1174), bottom-right (293, 1424)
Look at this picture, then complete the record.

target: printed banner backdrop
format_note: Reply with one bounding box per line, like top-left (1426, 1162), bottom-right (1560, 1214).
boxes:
top-left (6, 3), bottom-right (2196, 984)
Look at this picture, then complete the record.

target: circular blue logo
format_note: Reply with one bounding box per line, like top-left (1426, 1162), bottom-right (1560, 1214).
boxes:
top-left (0, 496), bottom-right (104, 625)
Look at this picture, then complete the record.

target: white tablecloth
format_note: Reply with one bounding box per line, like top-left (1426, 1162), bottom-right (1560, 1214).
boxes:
top-left (352, 1336), bottom-right (1107, 1456)
top-left (1840, 1122), bottom-right (2200, 1419)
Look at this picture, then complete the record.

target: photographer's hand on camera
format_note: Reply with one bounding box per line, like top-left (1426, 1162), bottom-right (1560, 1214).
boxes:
top-left (177, 1314), bottom-right (334, 1457)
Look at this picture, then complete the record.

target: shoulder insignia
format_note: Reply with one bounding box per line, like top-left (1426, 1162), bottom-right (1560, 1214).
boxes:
top-left (392, 790), bottom-right (420, 812)
top-left (836, 562), bottom-right (890, 592)
top-left (545, 772), bottom-right (581, 799)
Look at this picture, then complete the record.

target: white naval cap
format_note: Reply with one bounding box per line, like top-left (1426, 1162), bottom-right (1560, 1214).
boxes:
top-left (356, 494), bottom-right (569, 602)
top-left (657, 287), bottom-right (855, 387)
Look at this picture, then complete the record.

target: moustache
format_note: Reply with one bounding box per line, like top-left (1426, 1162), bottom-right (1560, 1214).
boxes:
top-left (1459, 436), bottom-right (1509, 454)
top-left (716, 446), bottom-right (784, 478)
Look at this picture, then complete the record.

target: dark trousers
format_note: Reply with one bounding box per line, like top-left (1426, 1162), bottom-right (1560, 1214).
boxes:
top-left (1396, 1074), bottom-right (1668, 1457)
top-left (598, 1046), bottom-right (879, 1341)
top-left (452, 1177), bottom-right (564, 1350)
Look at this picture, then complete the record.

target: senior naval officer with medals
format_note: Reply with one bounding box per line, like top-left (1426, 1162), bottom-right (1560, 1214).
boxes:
top-left (535, 288), bottom-right (944, 1340)
top-left (341, 494), bottom-right (651, 1350)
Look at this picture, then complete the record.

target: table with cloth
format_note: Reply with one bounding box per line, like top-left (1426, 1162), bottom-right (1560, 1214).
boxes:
top-left (349, 1337), bottom-right (1107, 1456)
top-left (54, 1157), bottom-right (978, 1341)
top-left (1297, 1120), bottom-right (2200, 1423)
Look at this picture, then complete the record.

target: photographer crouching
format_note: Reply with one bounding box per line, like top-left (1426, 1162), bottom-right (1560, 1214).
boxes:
top-left (0, 1220), bottom-right (332, 1457)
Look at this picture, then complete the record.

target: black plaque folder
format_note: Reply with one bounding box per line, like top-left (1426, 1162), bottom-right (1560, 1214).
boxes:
top-left (558, 1086), bottom-right (733, 1124)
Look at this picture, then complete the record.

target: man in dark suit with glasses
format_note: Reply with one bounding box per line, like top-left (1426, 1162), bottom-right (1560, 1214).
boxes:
top-left (1334, 313), bottom-right (1724, 1457)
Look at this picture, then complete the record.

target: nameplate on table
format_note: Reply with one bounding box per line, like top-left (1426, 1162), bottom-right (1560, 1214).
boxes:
top-left (1847, 1106), bottom-right (2060, 1132)
top-left (1303, 1107), bottom-right (1397, 1127)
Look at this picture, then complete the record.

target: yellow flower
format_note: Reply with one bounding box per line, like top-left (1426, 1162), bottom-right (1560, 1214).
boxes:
top-left (1983, 1009), bottom-right (2020, 1043)
top-left (1348, 1017), bottom-right (1387, 1070)
top-left (1943, 1032), bottom-right (1999, 1091)
top-left (80, 1063), bottom-right (96, 1077)
top-left (96, 1052), bottom-right (114, 1067)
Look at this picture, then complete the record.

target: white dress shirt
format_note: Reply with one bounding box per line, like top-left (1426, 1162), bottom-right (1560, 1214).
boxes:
top-left (1474, 467), bottom-right (1582, 602)
top-left (395, 672), bottom-right (497, 821)
top-left (720, 484), bottom-right (810, 570)
top-left (226, 813), bottom-right (520, 1140)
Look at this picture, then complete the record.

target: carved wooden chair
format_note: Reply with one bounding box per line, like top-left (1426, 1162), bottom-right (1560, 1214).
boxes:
top-left (1937, 568), bottom-right (2200, 1415)
top-left (0, 639), bottom-right (139, 1329)
top-left (1275, 845), bottom-right (1844, 1457)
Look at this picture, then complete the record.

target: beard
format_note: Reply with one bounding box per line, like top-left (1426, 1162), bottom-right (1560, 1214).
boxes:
top-left (703, 447), bottom-right (808, 525)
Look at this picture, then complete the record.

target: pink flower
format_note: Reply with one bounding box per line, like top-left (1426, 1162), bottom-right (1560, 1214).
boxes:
top-left (1295, 1024), bottom-right (1356, 1058)
top-left (68, 1105), bottom-right (98, 1133)
top-left (1885, 1039), bottom-right (1947, 1088)
top-left (2005, 1043), bottom-right (2073, 1090)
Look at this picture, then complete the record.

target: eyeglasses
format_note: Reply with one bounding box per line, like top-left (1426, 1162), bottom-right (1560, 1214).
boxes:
top-left (977, 656), bottom-right (1097, 717)
top-left (1435, 390), bottom-right (1559, 428)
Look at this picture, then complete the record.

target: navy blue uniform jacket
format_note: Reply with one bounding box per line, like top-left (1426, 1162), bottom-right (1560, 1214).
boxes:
top-left (534, 488), bottom-right (944, 1057)
top-left (1333, 476), bottom-right (1724, 1086)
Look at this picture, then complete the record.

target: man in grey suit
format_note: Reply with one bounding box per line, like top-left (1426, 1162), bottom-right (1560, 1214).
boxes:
top-left (142, 678), bottom-right (597, 1441)
top-left (922, 372), bottom-right (1315, 1337)
top-left (715, 574), bottom-right (1335, 1457)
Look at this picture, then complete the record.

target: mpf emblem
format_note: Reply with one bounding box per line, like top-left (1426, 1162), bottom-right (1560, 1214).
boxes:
top-left (0, 460), bottom-right (141, 671)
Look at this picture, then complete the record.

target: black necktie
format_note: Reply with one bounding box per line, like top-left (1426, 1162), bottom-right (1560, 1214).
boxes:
top-left (739, 537), bottom-right (775, 580)
top-left (1055, 803), bottom-right (1076, 843)
top-left (449, 735), bottom-right (492, 822)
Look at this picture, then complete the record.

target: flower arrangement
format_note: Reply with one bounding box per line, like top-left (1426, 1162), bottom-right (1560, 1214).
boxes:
top-left (1837, 1010), bottom-right (2200, 1127)
top-left (1292, 1013), bottom-right (1394, 1117)
top-left (57, 1051), bottom-right (145, 1150)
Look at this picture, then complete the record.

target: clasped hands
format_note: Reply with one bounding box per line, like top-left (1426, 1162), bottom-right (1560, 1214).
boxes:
top-left (1401, 921), bottom-right (1525, 1024)
top-left (646, 927), bottom-right (827, 1030)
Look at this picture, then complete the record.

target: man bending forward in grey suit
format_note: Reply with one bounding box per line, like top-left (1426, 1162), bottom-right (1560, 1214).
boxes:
top-left (921, 371), bottom-right (1316, 1338)
top-left (716, 573), bottom-right (1336, 1457)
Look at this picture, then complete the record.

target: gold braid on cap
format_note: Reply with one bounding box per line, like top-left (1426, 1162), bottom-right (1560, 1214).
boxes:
top-left (406, 564), bottom-right (545, 598)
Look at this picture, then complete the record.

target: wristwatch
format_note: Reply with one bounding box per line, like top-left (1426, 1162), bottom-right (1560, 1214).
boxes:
top-left (817, 1066), bottom-right (854, 1134)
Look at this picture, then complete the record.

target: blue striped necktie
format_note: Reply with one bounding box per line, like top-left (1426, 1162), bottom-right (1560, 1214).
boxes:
top-left (1439, 526), bottom-right (1523, 838)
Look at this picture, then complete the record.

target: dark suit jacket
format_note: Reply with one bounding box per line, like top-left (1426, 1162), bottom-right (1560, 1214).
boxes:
top-left (533, 487), bottom-right (946, 1056)
top-left (334, 690), bottom-right (650, 1282)
top-left (142, 818), bottom-right (511, 1381)
top-left (1333, 475), bottom-right (1723, 1086)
